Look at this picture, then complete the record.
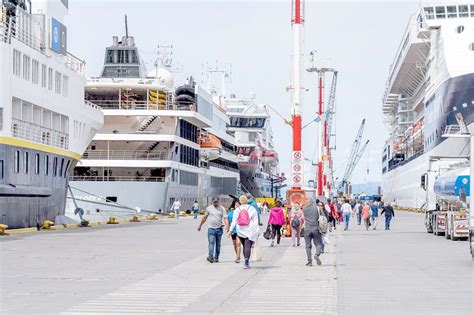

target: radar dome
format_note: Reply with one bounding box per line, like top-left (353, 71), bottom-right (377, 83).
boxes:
top-left (147, 67), bottom-right (174, 89)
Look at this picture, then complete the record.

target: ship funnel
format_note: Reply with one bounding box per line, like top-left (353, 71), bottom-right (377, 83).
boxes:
top-left (113, 36), bottom-right (118, 46)
top-left (128, 36), bottom-right (135, 46)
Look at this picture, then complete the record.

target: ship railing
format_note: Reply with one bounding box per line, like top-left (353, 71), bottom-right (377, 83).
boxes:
top-left (70, 175), bottom-right (166, 182)
top-left (65, 52), bottom-right (86, 76)
top-left (82, 150), bottom-right (172, 160)
top-left (444, 125), bottom-right (461, 135)
top-left (208, 161), bottom-right (240, 173)
top-left (0, 7), bottom-right (45, 51)
top-left (84, 100), bottom-right (101, 111)
top-left (91, 100), bottom-right (195, 111)
top-left (11, 118), bottom-right (69, 149)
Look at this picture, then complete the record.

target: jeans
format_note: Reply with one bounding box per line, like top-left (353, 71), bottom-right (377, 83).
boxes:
top-left (291, 227), bottom-right (302, 245)
top-left (364, 218), bottom-right (371, 230)
top-left (193, 210), bottom-right (198, 219)
top-left (208, 228), bottom-right (223, 258)
top-left (304, 227), bottom-right (323, 262)
top-left (343, 213), bottom-right (350, 230)
top-left (385, 215), bottom-right (392, 230)
top-left (174, 209), bottom-right (179, 219)
top-left (372, 216), bottom-right (378, 229)
top-left (356, 213), bottom-right (362, 225)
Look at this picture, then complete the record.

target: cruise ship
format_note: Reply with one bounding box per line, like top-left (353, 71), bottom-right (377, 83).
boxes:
top-left (225, 95), bottom-right (283, 199)
top-left (0, 0), bottom-right (103, 228)
top-left (66, 32), bottom-right (240, 221)
top-left (382, 2), bottom-right (474, 208)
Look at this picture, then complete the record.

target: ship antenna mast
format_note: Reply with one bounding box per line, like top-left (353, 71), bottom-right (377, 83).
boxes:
top-left (125, 14), bottom-right (129, 38)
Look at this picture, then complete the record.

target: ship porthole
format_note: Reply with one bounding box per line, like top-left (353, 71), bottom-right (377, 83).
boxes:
top-left (469, 43), bottom-right (474, 51)
top-left (456, 25), bottom-right (464, 33)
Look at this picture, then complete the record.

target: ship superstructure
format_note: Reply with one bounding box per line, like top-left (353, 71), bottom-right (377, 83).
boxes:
top-left (382, 2), bottom-right (474, 208)
top-left (225, 94), bottom-right (282, 198)
top-left (0, 0), bottom-right (103, 228)
top-left (67, 33), bottom-right (239, 220)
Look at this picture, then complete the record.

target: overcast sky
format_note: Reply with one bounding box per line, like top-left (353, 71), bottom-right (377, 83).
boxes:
top-left (67, 0), bottom-right (418, 185)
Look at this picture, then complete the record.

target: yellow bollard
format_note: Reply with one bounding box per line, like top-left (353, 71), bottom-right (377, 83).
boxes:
top-left (147, 213), bottom-right (158, 220)
top-left (42, 220), bottom-right (55, 229)
top-left (129, 215), bottom-right (140, 222)
top-left (107, 216), bottom-right (119, 224)
top-left (179, 210), bottom-right (186, 217)
top-left (0, 224), bottom-right (9, 236)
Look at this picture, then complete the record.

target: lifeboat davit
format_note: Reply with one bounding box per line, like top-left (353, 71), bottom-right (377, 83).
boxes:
top-left (200, 134), bottom-right (222, 160)
top-left (262, 150), bottom-right (278, 166)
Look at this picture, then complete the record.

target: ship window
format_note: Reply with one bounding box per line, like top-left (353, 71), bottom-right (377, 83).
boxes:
top-left (48, 68), bottom-right (53, 91)
top-left (12, 50), bottom-right (21, 76)
top-left (64, 160), bottom-right (70, 177)
top-left (471, 5), bottom-right (474, 17)
top-left (435, 6), bottom-right (446, 19)
top-left (106, 50), bottom-right (114, 63)
top-left (456, 25), bottom-right (465, 33)
top-left (44, 155), bottom-right (49, 176)
top-left (22, 55), bottom-right (31, 81)
top-left (14, 150), bottom-right (20, 173)
top-left (131, 50), bottom-right (138, 64)
top-left (35, 153), bottom-right (40, 175)
top-left (106, 197), bottom-right (118, 203)
top-left (32, 60), bottom-right (39, 85)
top-left (55, 71), bottom-right (62, 94)
top-left (447, 5), bottom-right (457, 18)
top-left (59, 158), bottom-right (64, 177)
top-left (0, 160), bottom-right (3, 178)
top-left (53, 157), bottom-right (58, 177)
top-left (41, 64), bottom-right (47, 88)
top-left (458, 5), bottom-right (469, 17)
top-left (424, 7), bottom-right (434, 19)
top-left (23, 152), bottom-right (29, 174)
top-left (469, 43), bottom-right (474, 51)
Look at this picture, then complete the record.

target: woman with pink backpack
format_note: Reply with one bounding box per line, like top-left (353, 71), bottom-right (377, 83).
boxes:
top-left (289, 203), bottom-right (305, 246)
top-left (227, 195), bottom-right (260, 269)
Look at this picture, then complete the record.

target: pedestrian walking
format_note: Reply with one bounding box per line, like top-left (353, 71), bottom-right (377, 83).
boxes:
top-left (362, 202), bottom-right (371, 230)
top-left (198, 198), bottom-right (228, 263)
top-left (268, 200), bottom-right (286, 247)
top-left (303, 200), bottom-right (327, 266)
top-left (226, 200), bottom-right (241, 263)
top-left (228, 195), bottom-right (260, 269)
top-left (289, 203), bottom-right (304, 246)
top-left (370, 201), bottom-right (379, 230)
top-left (170, 199), bottom-right (181, 220)
top-left (328, 200), bottom-right (338, 229)
top-left (341, 199), bottom-right (353, 230)
top-left (246, 193), bottom-right (262, 226)
top-left (318, 202), bottom-right (330, 253)
top-left (192, 200), bottom-right (199, 219)
top-left (262, 200), bottom-right (269, 214)
top-left (337, 200), bottom-right (343, 224)
top-left (381, 202), bottom-right (395, 230)
top-left (354, 201), bottom-right (362, 225)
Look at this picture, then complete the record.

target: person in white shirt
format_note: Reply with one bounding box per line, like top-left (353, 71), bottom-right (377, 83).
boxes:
top-left (228, 195), bottom-right (260, 269)
top-left (171, 200), bottom-right (181, 220)
top-left (341, 200), bottom-right (353, 231)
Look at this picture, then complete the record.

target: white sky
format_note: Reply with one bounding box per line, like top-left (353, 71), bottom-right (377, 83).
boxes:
top-left (66, 0), bottom-right (419, 185)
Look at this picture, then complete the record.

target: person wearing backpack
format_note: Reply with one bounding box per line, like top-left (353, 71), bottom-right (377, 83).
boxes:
top-left (228, 195), bottom-right (260, 269)
top-left (303, 200), bottom-right (327, 266)
top-left (362, 202), bottom-right (371, 231)
top-left (289, 203), bottom-right (304, 246)
top-left (268, 200), bottom-right (286, 247)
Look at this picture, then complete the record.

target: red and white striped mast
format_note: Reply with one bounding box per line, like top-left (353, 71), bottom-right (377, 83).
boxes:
top-left (290, 0), bottom-right (304, 191)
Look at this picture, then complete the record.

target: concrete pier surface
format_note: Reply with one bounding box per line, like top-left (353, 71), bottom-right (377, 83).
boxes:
top-left (0, 211), bottom-right (471, 314)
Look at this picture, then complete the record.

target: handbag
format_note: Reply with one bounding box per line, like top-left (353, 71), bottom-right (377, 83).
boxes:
top-left (263, 225), bottom-right (272, 240)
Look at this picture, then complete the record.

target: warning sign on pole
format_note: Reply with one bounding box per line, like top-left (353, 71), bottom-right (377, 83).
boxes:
top-left (291, 150), bottom-right (304, 186)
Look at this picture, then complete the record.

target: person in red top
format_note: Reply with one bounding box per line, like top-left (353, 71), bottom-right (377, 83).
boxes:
top-left (268, 201), bottom-right (286, 247)
top-left (327, 199), bottom-right (338, 230)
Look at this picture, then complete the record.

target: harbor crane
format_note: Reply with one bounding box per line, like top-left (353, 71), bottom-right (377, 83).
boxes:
top-left (337, 119), bottom-right (369, 193)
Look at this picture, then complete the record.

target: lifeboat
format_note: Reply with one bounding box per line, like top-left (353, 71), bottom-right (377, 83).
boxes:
top-left (200, 133), bottom-right (222, 160)
top-left (262, 150), bottom-right (278, 166)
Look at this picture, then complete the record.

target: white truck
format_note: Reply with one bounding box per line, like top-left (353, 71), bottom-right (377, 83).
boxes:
top-left (422, 159), bottom-right (471, 253)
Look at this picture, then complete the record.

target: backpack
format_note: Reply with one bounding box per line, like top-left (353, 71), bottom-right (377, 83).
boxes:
top-left (318, 210), bottom-right (329, 234)
top-left (237, 207), bottom-right (250, 226)
top-left (291, 214), bottom-right (300, 229)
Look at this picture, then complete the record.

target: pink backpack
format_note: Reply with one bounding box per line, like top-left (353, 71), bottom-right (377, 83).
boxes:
top-left (237, 207), bottom-right (250, 226)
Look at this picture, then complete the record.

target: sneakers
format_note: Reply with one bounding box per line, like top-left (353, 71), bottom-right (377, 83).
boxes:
top-left (297, 243), bottom-right (301, 247)
top-left (271, 241), bottom-right (274, 247)
top-left (207, 256), bottom-right (214, 263)
top-left (243, 264), bottom-right (251, 269)
top-left (235, 258), bottom-right (240, 263)
top-left (306, 261), bottom-right (313, 267)
top-left (314, 255), bottom-right (322, 266)
top-left (213, 257), bottom-right (219, 263)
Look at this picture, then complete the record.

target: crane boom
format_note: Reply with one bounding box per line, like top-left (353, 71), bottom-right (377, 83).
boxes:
top-left (337, 119), bottom-right (367, 191)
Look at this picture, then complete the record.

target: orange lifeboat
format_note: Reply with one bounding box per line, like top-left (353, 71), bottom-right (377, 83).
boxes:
top-left (200, 133), bottom-right (222, 160)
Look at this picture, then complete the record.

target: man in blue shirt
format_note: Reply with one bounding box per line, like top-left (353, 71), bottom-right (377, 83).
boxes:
top-left (370, 201), bottom-right (379, 230)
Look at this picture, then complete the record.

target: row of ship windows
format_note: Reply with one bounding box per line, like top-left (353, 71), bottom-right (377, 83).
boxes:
top-left (0, 151), bottom-right (71, 178)
top-left (12, 49), bottom-right (69, 96)
top-left (424, 5), bottom-right (474, 19)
